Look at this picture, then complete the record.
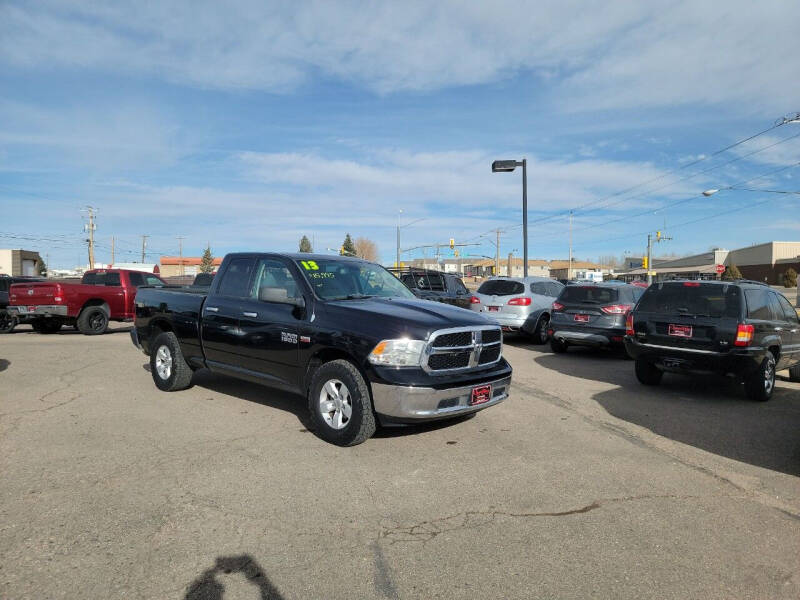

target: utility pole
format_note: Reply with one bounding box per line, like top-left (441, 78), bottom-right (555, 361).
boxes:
top-left (495, 228), bottom-right (501, 276)
top-left (141, 235), bottom-right (149, 263)
top-left (177, 236), bottom-right (185, 276)
top-left (568, 210), bottom-right (573, 281)
top-left (645, 230), bottom-right (672, 284)
top-left (507, 252), bottom-right (513, 277)
top-left (110, 236), bottom-right (115, 265)
top-left (83, 206), bottom-right (97, 268)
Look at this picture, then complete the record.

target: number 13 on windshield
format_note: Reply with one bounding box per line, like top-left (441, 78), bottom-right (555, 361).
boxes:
top-left (301, 261), bottom-right (319, 270)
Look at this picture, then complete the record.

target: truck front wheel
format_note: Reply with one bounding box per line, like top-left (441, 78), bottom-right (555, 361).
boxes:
top-left (150, 331), bottom-right (194, 391)
top-left (77, 306), bottom-right (109, 335)
top-left (308, 359), bottom-right (376, 446)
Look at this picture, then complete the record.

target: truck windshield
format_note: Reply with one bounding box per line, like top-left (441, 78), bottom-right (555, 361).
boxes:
top-left (295, 259), bottom-right (415, 301)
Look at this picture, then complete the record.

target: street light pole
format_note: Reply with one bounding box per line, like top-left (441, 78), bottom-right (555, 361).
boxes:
top-left (492, 158), bottom-right (528, 277)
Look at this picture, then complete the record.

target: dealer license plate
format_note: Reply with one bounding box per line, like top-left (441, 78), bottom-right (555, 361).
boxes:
top-left (574, 314), bottom-right (589, 322)
top-left (470, 384), bottom-right (491, 405)
top-left (487, 306), bottom-right (500, 312)
top-left (668, 324), bottom-right (693, 338)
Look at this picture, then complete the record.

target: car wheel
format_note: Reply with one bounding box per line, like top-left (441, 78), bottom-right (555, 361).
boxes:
top-left (550, 337), bottom-right (568, 353)
top-left (745, 354), bottom-right (776, 402)
top-left (790, 362), bottom-right (800, 383)
top-left (0, 311), bottom-right (16, 334)
top-left (531, 315), bottom-right (550, 345)
top-left (38, 318), bottom-right (63, 334)
top-left (150, 331), bottom-right (194, 392)
top-left (635, 358), bottom-right (663, 386)
top-left (308, 359), bottom-right (376, 446)
top-left (30, 320), bottom-right (43, 332)
top-left (77, 306), bottom-right (109, 335)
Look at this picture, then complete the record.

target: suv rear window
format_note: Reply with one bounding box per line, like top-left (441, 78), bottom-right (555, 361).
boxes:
top-left (559, 286), bottom-right (618, 304)
top-left (477, 280), bottom-right (524, 296)
top-left (636, 282), bottom-right (741, 318)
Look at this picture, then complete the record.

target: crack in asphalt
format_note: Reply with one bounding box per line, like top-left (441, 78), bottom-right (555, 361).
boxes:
top-left (0, 361), bottom-right (103, 418)
top-left (379, 494), bottom-right (703, 545)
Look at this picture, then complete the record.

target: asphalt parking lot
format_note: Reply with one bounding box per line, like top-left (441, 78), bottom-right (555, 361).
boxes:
top-left (1, 325), bottom-right (799, 599)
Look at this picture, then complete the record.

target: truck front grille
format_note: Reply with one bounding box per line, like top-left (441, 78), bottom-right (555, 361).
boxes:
top-left (424, 326), bottom-right (503, 374)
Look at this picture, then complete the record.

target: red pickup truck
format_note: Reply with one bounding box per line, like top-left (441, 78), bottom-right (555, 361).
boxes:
top-left (8, 269), bottom-right (166, 335)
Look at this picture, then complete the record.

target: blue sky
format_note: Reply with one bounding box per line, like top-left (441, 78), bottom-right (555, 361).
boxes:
top-left (1, 1), bottom-right (799, 269)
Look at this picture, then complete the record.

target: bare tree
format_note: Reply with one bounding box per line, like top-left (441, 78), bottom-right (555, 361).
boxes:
top-left (353, 237), bottom-right (379, 262)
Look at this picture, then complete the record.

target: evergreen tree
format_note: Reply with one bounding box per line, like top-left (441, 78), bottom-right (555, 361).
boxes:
top-left (37, 258), bottom-right (47, 277)
top-left (721, 264), bottom-right (742, 280)
top-left (299, 235), bottom-right (313, 253)
top-left (199, 245), bottom-right (215, 273)
top-left (341, 233), bottom-right (356, 256)
top-left (782, 267), bottom-right (797, 288)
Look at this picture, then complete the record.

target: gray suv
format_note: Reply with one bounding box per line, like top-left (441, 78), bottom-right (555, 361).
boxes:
top-left (470, 276), bottom-right (564, 343)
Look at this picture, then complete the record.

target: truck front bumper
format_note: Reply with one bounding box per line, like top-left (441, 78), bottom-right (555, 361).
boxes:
top-left (371, 374), bottom-right (511, 424)
top-left (7, 305), bottom-right (68, 317)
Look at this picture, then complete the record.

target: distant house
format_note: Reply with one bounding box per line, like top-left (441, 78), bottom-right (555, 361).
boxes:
top-left (160, 256), bottom-right (223, 277)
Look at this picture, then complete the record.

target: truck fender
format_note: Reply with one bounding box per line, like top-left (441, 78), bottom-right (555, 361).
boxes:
top-left (303, 348), bottom-right (369, 397)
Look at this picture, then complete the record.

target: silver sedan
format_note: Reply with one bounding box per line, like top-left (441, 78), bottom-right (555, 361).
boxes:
top-left (469, 276), bottom-right (564, 343)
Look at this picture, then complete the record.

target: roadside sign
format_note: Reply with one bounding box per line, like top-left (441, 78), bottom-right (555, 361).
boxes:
top-left (715, 264), bottom-right (725, 274)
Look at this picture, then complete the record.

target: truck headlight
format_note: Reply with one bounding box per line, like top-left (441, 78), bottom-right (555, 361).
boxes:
top-left (368, 339), bottom-right (426, 367)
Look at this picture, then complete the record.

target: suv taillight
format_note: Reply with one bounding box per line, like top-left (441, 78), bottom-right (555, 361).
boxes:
top-left (625, 313), bottom-right (634, 335)
top-left (470, 296), bottom-right (480, 304)
top-left (508, 297), bottom-right (531, 306)
top-left (735, 323), bottom-right (754, 346)
top-left (600, 304), bottom-right (632, 314)
top-left (552, 301), bottom-right (564, 312)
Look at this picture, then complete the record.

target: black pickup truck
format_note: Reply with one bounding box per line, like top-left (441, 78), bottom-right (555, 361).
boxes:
top-left (131, 253), bottom-right (511, 445)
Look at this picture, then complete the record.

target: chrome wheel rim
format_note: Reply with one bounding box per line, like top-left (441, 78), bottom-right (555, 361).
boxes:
top-left (764, 358), bottom-right (775, 395)
top-left (319, 379), bottom-right (352, 430)
top-left (155, 345), bottom-right (172, 380)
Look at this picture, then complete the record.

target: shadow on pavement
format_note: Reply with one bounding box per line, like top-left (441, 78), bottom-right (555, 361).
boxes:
top-left (184, 554), bottom-right (283, 600)
top-left (535, 352), bottom-right (800, 476)
top-left (0, 358), bottom-right (9, 372)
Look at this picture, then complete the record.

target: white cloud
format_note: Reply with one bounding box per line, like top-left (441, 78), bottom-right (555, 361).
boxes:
top-left (1, 1), bottom-right (798, 111)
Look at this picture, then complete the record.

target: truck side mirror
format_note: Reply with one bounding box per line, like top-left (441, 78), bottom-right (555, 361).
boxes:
top-left (259, 287), bottom-right (305, 309)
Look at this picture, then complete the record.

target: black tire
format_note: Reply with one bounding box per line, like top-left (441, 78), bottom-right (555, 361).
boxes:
top-left (531, 315), bottom-right (550, 345)
top-left (38, 318), bottom-right (63, 334)
top-left (30, 320), bottom-right (43, 332)
top-left (150, 331), bottom-right (194, 392)
top-left (77, 306), bottom-right (109, 335)
top-left (635, 358), bottom-right (663, 386)
top-left (744, 354), bottom-right (776, 402)
top-left (550, 337), bottom-right (568, 354)
top-left (308, 359), bottom-right (376, 446)
top-left (0, 311), bottom-right (16, 334)
top-left (790, 363), bottom-right (800, 383)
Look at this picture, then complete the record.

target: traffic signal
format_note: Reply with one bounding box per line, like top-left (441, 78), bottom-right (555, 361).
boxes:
top-left (449, 238), bottom-right (455, 249)
top-left (642, 256), bottom-right (649, 269)
top-left (656, 231), bottom-right (661, 240)
top-left (454, 250), bottom-right (459, 257)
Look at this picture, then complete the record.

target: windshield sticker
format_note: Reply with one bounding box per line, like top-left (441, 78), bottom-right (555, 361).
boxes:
top-left (307, 272), bottom-right (335, 279)
top-left (300, 260), bottom-right (319, 271)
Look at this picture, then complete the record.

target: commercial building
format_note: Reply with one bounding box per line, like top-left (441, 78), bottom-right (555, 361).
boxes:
top-left (160, 256), bottom-right (223, 277)
top-left (548, 260), bottom-right (613, 281)
top-left (617, 241), bottom-right (800, 284)
top-left (0, 249), bottom-right (44, 276)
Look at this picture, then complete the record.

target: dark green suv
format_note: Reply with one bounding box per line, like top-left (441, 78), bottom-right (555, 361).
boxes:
top-left (624, 280), bottom-right (800, 401)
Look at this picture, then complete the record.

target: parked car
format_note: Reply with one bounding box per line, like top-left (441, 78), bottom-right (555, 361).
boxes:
top-left (0, 275), bottom-right (45, 333)
top-left (131, 253), bottom-right (511, 446)
top-left (549, 282), bottom-right (645, 353)
top-left (393, 268), bottom-right (472, 309)
top-left (470, 276), bottom-right (564, 343)
top-left (7, 269), bottom-right (166, 335)
top-left (624, 279), bottom-right (800, 401)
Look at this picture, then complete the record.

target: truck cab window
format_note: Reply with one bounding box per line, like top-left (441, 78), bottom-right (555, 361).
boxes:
top-left (218, 258), bottom-right (256, 298)
top-left (251, 259), bottom-right (300, 302)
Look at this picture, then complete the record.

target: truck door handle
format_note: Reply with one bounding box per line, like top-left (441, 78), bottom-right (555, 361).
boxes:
top-left (242, 312), bottom-right (258, 318)
top-left (774, 327), bottom-right (783, 331)
top-left (206, 306), bottom-right (219, 313)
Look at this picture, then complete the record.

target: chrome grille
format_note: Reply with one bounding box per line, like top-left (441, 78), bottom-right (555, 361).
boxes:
top-left (424, 326), bottom-right (503, 374)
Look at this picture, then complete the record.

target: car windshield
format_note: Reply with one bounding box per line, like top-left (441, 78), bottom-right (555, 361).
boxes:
top-left (636, 282), bottom-right (741, 318)
top-left (477, 279), bottom-right (524, 296)
top-left (559, 286), bottom-right (618, 304)
top-left (295, 258), bottom-right (415, 301)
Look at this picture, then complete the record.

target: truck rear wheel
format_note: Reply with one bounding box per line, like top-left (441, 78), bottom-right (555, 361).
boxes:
top-left (790, 363), bottom-right (800, 383)
top-left (77, 306), bottom-right (109, 335)
top-left (150, 331), bottom-right (194, 391)
top-left (744, 354), bottom-right (776, 402)
top-left (308, 359), bottom-right (376, 446)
